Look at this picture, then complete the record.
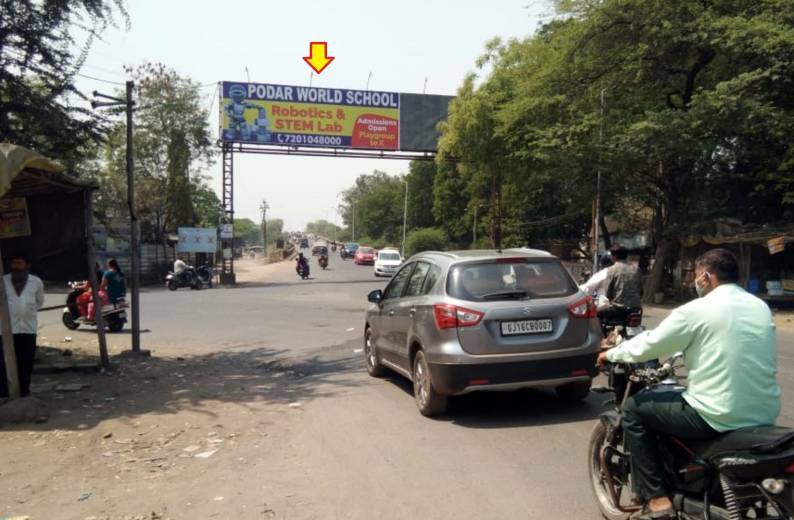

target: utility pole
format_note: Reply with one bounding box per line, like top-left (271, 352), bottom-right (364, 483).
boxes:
top-left (93, 81), bottom-right (147, 356)
top-left (352, 205), bottom-right (356, 242)
top-left (473, 205), bottom-right (479, 248)
top-left (401, 179), bottom-right (408, 256)
top-left (260, 199), bottom-right (268, 262)
top-left (593, 88), bottom-right (607, 272)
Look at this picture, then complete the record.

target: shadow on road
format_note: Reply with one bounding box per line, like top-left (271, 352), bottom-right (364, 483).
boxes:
top-left (1, 343), bottom-right (364, 433)
top-left (384, 375), bottom-right (601, 428)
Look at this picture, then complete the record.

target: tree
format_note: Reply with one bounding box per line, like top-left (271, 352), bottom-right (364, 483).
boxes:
top-left (234, 218), bottom-right (260, 246)
top-left (405, 160), bottom-right (437, 230)
top-left (92, 63), bottom-right (216, 242)
top-left (193, 183), bottom-right (221, 227)
top-left (404, 228), bottom-right (448, 256)
top-left (0, 0), bottom-right (128, 173)
top-left (339, 170), bottom-right (404, 244)
top-left (437, 0), bottom-right (794, 299)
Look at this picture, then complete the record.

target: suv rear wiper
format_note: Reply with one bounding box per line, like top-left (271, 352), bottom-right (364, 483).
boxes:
top-left (479, 290), bottom-right (528, 300)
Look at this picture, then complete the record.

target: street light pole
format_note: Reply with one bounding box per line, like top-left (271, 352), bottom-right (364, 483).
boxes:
top-left (593, 88), bottom-right (607, 272)
top-left (401, 179), bottom-right (408, 257)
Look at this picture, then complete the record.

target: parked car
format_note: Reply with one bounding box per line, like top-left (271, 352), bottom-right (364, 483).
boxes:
top-left (354, 246), bottom-right (376, 265)
top-left (363, 250), bottom-right (601, 416)
top-left (374, 249), bottom-right (402, 277)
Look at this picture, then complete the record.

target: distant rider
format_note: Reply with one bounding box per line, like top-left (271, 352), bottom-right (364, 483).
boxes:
top-left (296, 253), bottom-right (309, 275)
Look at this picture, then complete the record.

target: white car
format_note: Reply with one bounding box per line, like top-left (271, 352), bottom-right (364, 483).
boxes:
top-left (374, 250), bottom-right (403, 277)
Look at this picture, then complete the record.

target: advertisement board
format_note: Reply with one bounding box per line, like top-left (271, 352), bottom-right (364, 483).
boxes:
top-left (177, 227), bottom-right (218, 253)
top-left (0, 197), bottom-right (31, 239)
top-left (221, 82), bottom-right (400, 150)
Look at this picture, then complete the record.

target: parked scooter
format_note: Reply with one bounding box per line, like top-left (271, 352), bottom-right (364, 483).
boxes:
top-left (62, 281), bottom-right (127, 333)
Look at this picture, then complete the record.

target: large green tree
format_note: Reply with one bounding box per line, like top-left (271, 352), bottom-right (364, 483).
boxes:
top-left (0, 0), bottom-right (128, 172)
top-left (437, 0), bottom-right (794, 299)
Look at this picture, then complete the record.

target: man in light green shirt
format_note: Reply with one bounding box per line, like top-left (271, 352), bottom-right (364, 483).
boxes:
top-left (597, 248), bottom-right (780, 519)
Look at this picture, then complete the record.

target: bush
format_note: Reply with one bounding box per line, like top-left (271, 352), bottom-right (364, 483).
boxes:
top-left (404, 228), bottom-right (448, 257)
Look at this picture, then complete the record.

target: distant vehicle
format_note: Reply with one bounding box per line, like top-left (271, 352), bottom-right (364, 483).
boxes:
top-left (343, 242), bottom-right (359, 256)
top-left (374, 249), bottom-right (402, 277)
top-left (354, 246), bottom-right (376, 265)
top-left (300, 238), bottom-right (309, 249)
top-left (363, 250), bottom-right (601, 416)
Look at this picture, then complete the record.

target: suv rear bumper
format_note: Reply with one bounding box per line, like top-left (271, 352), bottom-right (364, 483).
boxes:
top-left (428, 352), bottom-right (598, 395)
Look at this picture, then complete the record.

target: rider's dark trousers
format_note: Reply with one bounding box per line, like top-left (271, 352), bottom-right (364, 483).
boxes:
top-left (623, 390), bottom-right (718, 501)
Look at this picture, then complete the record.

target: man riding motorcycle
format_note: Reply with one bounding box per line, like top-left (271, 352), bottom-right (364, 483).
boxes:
top-left (296, 253), bottom-right (309, 276)
top-left (598, 248), bottom-right (780, 519)
top-left (598, 245), bottom-right (643, 321)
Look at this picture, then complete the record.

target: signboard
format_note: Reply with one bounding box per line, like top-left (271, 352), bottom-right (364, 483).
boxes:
top-left (220, 223), bottom-right (234, 239)
top-left (177, 227), bottom-right (218, 253)
top-left (221, 82), bottom-right (400, 150)
top-left (768, 236), bottom-right (786, 255)
top-left (0, 197), bottom-right (31, 239)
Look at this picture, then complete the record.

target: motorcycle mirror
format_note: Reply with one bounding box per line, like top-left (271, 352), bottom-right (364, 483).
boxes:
top-left (367, 290), bottom-right (383, 304)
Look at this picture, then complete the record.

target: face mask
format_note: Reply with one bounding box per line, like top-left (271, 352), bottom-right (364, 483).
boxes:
top-left (694, 272), bottom-right (709, 297)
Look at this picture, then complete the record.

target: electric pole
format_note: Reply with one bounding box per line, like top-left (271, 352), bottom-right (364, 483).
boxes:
top-left (92, 81), bottom-right (147, 357)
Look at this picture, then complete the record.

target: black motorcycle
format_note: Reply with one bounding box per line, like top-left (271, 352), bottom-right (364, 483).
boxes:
top-left (166, 264), bottom-right (212, 291)
top-left (599, 304), bottom-right (644, 340)
top-left (318, 255), bottom-right (329, 270)
top-left (297, 262), bottom-right (310, 280)
top-left (589, 355), bottom-right (794, 519)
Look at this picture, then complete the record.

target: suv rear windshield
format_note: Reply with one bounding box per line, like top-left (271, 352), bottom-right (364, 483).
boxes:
top-left (378, 252), bottom-right (400, 261)
top-left (447, 258), bottom-right (577, 301)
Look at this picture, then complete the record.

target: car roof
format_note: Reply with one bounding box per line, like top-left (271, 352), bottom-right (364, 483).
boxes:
top-left (413, 249), bottom-right (553, 261)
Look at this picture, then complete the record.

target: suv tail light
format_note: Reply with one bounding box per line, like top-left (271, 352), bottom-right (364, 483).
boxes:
top-left (627, 314), bottom-right (642, 327)
top-left (433, 304), bottom-right (484, 330)
top-left (568, 296), bottom-right (597, 319)
top-left (786, 462), bottom-right (794, 474)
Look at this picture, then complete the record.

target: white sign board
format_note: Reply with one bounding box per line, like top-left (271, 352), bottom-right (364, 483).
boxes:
top-left (177, 227), bottom-right (218, 253)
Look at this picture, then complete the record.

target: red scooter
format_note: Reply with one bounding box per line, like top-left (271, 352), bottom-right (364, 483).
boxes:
top-left (62, 281), bottom-right (127, 332)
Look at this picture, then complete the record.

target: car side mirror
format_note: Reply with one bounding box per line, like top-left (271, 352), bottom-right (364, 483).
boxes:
top-left (368, 289), bottom-right (383, 304)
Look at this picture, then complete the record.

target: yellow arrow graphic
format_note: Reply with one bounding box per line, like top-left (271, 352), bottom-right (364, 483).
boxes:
top-left (303, 42), bottom-right (335, 75)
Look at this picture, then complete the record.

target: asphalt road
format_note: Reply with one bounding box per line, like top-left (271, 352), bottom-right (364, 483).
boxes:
top-left (33, 253), bottom-right (794, 519)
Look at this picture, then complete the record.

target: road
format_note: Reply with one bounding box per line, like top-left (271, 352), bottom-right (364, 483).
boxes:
top-left (7, 254), bottom-right (794, 519)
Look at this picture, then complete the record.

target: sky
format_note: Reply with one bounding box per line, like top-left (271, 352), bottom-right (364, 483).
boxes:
top-left (74, 0), bottom-right (551, 230)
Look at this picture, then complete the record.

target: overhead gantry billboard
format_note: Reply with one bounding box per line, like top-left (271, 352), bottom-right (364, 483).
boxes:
top-left (219, 81), bottom-right (452, 153)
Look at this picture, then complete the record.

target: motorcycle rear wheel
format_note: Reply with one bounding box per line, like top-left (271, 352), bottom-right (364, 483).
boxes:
top-left (589, 422), bottom-right (632, 520)
top-left (167, 280), bottom-right (178, 291)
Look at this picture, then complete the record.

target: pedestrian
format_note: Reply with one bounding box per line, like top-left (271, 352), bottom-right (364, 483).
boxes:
top-left (0, 253), bottom-right (45, 398)
top-left (100, 258), bottom-right (126, 304)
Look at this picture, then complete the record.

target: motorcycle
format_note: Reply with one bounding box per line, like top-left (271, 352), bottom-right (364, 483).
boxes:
top-left (340, 248), bottom-right (349, 261)
top-left (297, 261), bottom-right (310, 280)
top-left (318, 255), bottom-right (329, 270)
top-left (62, 281), bottom-right (127, 333)
top-left (598, 303), bottom-right (644, 340)
top-left (166, 264), bottom-right (213, 291)
top-left (589, 354), bottom-right (794, 519)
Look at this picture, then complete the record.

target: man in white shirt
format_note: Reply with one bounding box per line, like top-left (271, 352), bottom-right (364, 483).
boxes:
top-left (580, 254), bottom-right (613, 308)
top-left (0, 254), bottom-right (45, 398)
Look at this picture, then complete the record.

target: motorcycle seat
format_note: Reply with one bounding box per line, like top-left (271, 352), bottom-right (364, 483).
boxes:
top-left (686, 425), bottom-right (794, 478)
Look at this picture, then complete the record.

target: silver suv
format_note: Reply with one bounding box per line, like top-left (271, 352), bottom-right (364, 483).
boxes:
top-left (364, 250), bottom-right (602, 416)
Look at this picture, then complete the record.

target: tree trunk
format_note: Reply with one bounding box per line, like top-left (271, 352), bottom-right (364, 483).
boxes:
top-left (643, 237), bottom-right (671, 304)
top-left (598, 215), bottom-right (611, 251)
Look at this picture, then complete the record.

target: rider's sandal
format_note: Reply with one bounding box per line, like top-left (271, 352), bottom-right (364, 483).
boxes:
top-left (630, 506), bottom-right (677, 520)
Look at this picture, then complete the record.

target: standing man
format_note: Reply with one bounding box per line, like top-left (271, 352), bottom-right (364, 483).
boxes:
top-left (0, 254), bottom-right (45, 398)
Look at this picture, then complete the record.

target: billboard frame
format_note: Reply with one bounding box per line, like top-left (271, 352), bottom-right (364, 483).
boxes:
top-left (216, 79), bottom-right (453, 284)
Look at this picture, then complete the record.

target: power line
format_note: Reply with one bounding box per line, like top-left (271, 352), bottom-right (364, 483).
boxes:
top-left (76, 72), bottom-right (126, 85)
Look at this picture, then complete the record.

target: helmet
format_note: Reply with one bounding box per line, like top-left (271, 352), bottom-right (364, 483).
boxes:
top-left (599, 253), bottom-right (614, 269)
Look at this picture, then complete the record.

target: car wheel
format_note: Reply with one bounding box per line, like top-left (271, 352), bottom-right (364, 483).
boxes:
top-left (364, 328), bottom-right (386, 377)
top-left (412, 350), bottom-right (447, 417)
top-left (556, 379), bottom-right (592, 401)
